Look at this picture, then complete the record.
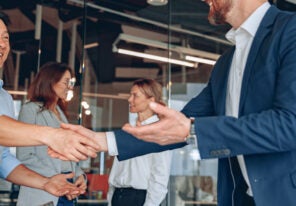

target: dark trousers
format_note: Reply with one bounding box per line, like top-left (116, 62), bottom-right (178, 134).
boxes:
top-left (111, 187), bottom-right (147, 206)
top-left (57, 172), bottom-right (75, 206)
top-left (57, 196), bottom-right (74, 206)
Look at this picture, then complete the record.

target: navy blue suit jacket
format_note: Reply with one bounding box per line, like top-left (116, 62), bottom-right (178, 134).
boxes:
top-left (114, 6), bottom-right (296, 206)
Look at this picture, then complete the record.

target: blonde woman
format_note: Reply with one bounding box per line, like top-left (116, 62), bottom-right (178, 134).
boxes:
top-left (107, 78), bottom-right (172, 206)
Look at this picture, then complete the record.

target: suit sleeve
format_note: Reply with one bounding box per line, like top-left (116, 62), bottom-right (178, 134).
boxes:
top-left (181, 82), bottom-right (215, 118)
top-left (195, 14), bottom-right (296, 159)
top-left (114, 130), bottom-right (186, 161)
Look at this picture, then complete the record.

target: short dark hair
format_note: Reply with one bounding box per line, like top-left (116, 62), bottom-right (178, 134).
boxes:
top-left (0, 12), bottom-right (10, 26)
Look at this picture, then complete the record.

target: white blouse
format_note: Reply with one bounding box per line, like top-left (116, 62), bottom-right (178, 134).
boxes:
top-left (107, 115), bottom-right (172, 206)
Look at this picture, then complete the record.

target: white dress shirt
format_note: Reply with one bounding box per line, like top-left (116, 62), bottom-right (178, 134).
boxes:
top-left (225, 2), bottom-right (270, 196)
top-left (107, 115), bottom-right (172, 206)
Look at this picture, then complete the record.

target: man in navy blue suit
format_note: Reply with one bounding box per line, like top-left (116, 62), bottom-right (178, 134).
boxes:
top-left (57, 0), bottom-right (296, 205)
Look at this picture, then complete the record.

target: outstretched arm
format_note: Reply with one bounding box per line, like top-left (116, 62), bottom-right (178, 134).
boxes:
top-left (6, 164), bottom-right (85, 197)
top-left (0, 115), bottom-right (100, 161)
top-left (48, 122), bottom-right (186, 161)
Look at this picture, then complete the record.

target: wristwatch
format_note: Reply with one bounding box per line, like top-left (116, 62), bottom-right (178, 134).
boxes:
top-left (185, 117), bottom-right (196, 145)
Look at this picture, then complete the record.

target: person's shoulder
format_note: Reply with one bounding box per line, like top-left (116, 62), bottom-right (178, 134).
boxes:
top-left (21, 101), bottom-right (43, 111)
top-left (0, 88), bottom-right (13, 100)
top-left (273, 6), bottom-right (296, 24)
top-left (273, 10), bottom-right (296, 40)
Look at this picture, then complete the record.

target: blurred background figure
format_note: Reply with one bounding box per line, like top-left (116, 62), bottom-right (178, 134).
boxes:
top-left (16, 62), bottom-right (86, 206)
top-left (107, 78), bottom-right (172, 206)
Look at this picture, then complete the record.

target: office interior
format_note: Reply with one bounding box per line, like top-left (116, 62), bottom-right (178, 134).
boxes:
top-left (0, 0), bottom-right (295, 205)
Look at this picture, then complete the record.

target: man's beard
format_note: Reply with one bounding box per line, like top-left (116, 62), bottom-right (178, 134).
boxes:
top-left (207, 0), bottom-right (232, 25)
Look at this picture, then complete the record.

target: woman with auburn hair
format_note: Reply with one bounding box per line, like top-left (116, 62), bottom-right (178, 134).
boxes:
top-left (107, 78), bottom-right (172, 206)
top-left (16, 62), bottom-right (86, 206)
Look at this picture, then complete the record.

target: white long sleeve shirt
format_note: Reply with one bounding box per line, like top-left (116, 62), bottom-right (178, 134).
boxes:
top-left (107, 115), bottom-right (172, 206)
top-left (225, 2), bottom-right (270, 196)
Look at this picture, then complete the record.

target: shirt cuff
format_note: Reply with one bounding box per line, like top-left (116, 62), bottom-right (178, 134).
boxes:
top-left (106, 132), bottom-right (119, 156)
top-left (0, 147), bottom-right (21, 178)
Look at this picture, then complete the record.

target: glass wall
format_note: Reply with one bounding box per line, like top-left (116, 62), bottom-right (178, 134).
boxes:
top-left (71, 1), bottom-right (228, 205)
top-left (1, 0), bottom-right (295, 205)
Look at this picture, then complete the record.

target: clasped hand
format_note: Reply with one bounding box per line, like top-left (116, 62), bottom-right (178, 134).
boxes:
top-left (48, 124), bottom-right (108, 161)
top-left (44, 172), bottom-right (86, 199)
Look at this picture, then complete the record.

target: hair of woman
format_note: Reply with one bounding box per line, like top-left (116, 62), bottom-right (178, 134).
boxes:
top-left (28, 61), bottom-right (73, 113)
top-left (132, 78), bottom-right (166, 106)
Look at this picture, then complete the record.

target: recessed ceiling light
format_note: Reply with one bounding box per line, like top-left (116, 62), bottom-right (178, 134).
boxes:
top-left (147, 0), bottom-right (168, 6)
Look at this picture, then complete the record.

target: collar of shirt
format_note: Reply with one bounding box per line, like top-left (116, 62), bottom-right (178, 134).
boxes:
top-left (226, 2), bottom-right (271, 44)
top-left (140, 114), bottom-right (159, 125)
top-left (0, 79), bottom-right (3, 89)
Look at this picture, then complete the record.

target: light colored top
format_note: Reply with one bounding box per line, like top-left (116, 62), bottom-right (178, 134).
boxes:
top-left (16, 101), bottom-right (84, 206)
top-left (0, 79), bottom-right (21, 178)
top-left (225, 2), bottom-right (270, 196)
top-left (107, 115), bottom-right (172, 206)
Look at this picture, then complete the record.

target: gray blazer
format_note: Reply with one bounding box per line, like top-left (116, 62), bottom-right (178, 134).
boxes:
top-left (16, 102), bottom-right (85, 206)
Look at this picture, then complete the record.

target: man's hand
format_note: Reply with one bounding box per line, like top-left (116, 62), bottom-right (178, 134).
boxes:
top-left (48, 124), bottom-right (108, 160)
top-left (123, 102), bottom-right (191, 145)
top-left (0, 116), bottom-right (100, 162)
top-left (45, 126), bottom-right (101, 162)
top-left (43, 173), bottom-right (85, 197)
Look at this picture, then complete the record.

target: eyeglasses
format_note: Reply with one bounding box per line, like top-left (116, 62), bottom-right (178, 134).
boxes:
top-left (68, 78), bottom-right (76, 88)
top-left (59, 77), bottom-right (76, 88)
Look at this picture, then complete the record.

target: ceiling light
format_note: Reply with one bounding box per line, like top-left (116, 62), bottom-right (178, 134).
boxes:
top-left (147, 0), bottom-right (168, 6)
top-left (85, 109), bottom-right (91, 115)
top-left (84, 42), bottom-right (99, 49)
top-left (117, 48), bottom-right (197, 68)
top-left (185, 55), bottom-right (216, 65)
top-left (113, 33), bottom-right (221, 61)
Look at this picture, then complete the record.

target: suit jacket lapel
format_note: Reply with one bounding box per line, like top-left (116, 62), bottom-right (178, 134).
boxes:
top-left (217, 48), bottom-right (235, 115)
top-left (239, 6), bottom-right (279, 116)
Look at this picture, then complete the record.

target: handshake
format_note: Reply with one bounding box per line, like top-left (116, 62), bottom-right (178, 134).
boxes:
top-left (46, 123), bottom-right (108, 162)
top-left (48, 102), bottom-right (191, 162)
top-left (45, 102), bottom-right (190, 198)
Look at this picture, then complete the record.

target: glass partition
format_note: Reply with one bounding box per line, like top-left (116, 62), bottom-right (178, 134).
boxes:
top-left (76, 1), bottom-right (225, 205)
top-left (165, 1), bottom-right (228, 205)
